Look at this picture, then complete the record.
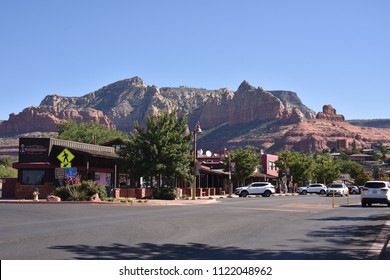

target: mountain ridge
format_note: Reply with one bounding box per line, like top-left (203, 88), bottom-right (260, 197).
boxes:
top-left (0, 76), bottom-right (389, 153)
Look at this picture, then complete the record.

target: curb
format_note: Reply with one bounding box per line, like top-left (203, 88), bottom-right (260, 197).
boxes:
top-left (366, 220), bottom-right (390, 260)
top-left (0, 198), bottom-right (220, 206)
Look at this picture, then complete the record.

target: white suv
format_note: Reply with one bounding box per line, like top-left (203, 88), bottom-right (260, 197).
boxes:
top-left (297, 183), bottom-right (327, 195)
top-left (326, 183), bottom-right (349, 196)
top-left (235, 182), bottom-right (276, 197)
top-left (361, 181), bottom-right (390, 207)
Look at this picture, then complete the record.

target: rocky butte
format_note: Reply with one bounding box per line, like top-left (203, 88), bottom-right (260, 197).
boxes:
top-left (0, 76), bottom-right (389, 154)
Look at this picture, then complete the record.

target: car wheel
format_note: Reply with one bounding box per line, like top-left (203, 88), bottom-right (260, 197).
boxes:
top-left (320, 190), bottom-right (325, 195)
top-left (263, 190), bottom-right (272, 197)
top-left (241, 191), bottom-right (248, 197)
top-left (362, 202), bottom-right (367, 207)
top-left (302, 190), bottom-right (307, 195)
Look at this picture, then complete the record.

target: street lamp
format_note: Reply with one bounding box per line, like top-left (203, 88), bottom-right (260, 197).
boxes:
top-left (224, 148), bottom-right (233, 198)
top-left (192, 122), bottom-right (202, 200)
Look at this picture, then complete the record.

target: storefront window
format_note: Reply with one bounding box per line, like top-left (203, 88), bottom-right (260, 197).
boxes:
top-left (94, 172), bottom-right (112, 187)
top-left (119, 174), bottom-right (130, 187)
top-left (21, 170), bottom-right (45, 185)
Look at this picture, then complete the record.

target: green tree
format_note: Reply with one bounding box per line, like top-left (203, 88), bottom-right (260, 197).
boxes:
top-left (350, 140), bottom-right (359, 154)
top-left (338, 160), bottom-right (364, 179)
top-left (0, 157), bottom-right (17, 178)
top-left (120, 111), bottom-right (192, 188)
top-left (355, 172), bottom-right (372, 186)
top-left (379, 143), bottom-right (389, 162)
top-left (57, 120), bottom-right (127, 144)
top-left (276, 150), bottom-right (315, 185)
top-left (313, 153), bottom-right (340, 184)
top-left (0, 165), bottom-right (17, 178)
top-left (223, 147), bottom-right (259, 186)
top-left (372, 166), bottom-right (385, 180)
top-left (0, 157), bottom-right (15, 167)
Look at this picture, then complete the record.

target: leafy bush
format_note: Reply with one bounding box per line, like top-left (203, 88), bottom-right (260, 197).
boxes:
top-left (53, 180), bottom-right (107, 201)
top-left (152, 187), bottom-right (177, 200)
top-left (78, 180), bottom-right (108, 200)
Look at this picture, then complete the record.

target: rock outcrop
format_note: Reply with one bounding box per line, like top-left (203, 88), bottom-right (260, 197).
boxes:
top-left (316, 104), bottom-right (345, 122)
top-left (228, 81), bottom-right (285, 125)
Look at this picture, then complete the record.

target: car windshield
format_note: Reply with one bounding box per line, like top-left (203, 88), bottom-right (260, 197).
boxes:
top-left (365, 182), bottom-right (386, 189)
top-left (330, 185), bottom-right (343, 188)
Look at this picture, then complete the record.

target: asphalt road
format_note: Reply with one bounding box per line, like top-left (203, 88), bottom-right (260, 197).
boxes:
top-left (0, 194), bottom-right (389, 260)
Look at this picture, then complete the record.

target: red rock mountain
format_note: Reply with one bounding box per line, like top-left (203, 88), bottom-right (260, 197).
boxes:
top-left (0, 77), bottom-right (314, 134)
top-left (0, 107), bottom-right (113, 136)
top-left (0, 77), bottom-right (389, 153)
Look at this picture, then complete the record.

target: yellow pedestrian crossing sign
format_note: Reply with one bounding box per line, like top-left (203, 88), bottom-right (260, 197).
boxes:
top-left (57, 148), bottom-right (75, 164)
top-left (60, 162), bottom-right (72, 168)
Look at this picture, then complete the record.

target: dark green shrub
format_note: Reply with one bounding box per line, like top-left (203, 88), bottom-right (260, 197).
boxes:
top-left (152, 187), bottom-right (177, 200)
top-left (53, 186), bottom-right (71, 201)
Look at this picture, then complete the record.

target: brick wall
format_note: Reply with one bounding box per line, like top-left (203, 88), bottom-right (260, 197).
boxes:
top-left (115, 188), bottom-right (154, 199)
top-left (15, 182), bottom-right (54, 199)
top-left (115, 187), bottom-right (223, 199)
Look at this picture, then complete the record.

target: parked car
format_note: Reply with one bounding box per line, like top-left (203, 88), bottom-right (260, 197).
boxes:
top-left (297, 183), bottom-right (327, 195)
top-left (326, 183), bottom-right (349, 196)
top-left (361, 181), bottom-right (390, 207)
top-left (348, 185), bottom-right (361, 194)
top-left (235, 182), bottom-right (276, 197)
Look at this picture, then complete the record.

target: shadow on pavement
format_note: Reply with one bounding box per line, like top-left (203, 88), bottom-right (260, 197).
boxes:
top-left (48, 242), bottom-right (367, 260)
top-left (48, 214), bottom-right (390, 260)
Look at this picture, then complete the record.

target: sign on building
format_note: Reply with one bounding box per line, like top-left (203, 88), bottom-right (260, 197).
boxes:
top-left (57, 148), bottom-right (75, 167)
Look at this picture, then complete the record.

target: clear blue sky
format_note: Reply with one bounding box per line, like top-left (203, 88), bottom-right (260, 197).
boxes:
top-left (1, 0), bottom-right (389, 121)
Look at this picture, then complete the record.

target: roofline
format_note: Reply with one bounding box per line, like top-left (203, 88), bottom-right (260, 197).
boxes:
top-left (50, 138), bottom-right (115, 154)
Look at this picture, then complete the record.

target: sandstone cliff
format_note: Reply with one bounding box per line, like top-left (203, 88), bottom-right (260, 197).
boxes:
top-left (228, 81), bottom-right (285, 125)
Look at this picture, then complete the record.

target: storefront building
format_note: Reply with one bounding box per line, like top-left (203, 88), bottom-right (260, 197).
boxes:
top-left (10, 138), bottom-right (282, 199)
top-left (12, 138), bottom-right (120, 199)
